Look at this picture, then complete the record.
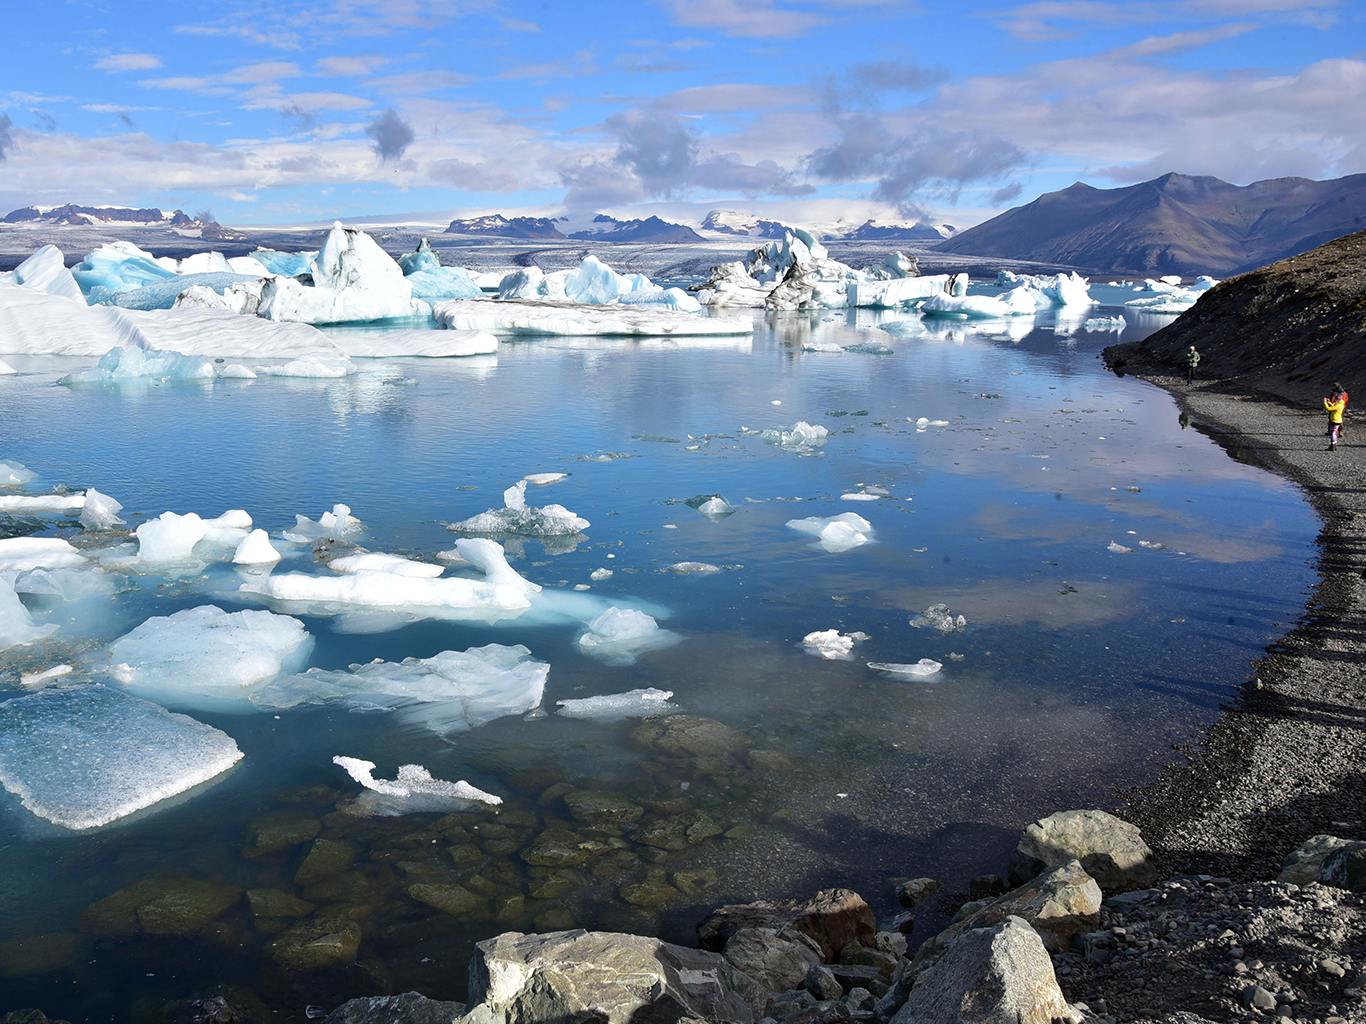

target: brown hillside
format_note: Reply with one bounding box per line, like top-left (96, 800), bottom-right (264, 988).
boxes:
top-left (1103, 228), bottom-right (1366, 401)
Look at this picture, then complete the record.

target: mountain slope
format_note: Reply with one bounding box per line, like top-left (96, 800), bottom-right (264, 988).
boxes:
top-left (940, 173), bottom-right (1366, 276)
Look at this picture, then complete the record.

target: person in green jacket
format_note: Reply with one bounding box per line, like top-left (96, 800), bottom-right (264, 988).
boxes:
top-left (1184, 346), bottom-right (1200, 384)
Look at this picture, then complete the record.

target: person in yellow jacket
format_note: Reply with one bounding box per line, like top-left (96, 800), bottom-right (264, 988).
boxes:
top-left (1325, 389), bottom-right (1346, 450)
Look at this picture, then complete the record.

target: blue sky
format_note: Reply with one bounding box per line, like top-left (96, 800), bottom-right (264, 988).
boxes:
top-left (0, 0), bottom-right (1362, 227)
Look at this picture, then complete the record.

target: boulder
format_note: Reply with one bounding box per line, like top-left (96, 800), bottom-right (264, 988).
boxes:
top-left (1318, 841), bottom-right (1366, 892)
top-left (919, 860), bottom-right (1101, 957)
top-left (1279, 835), bottom-right (1353, 885)
top-left (891, 916), bottom-right (1080, 1024)
top-left (629, 715), bottom-right (754, 757)
top-left (724, 926), bottom-right (824, 993)
top-left (1008, 810), bottom-right (1156, 890)
top-left (266, 917), bottom-right (362, 971)
top-left (323, 993), bottom-right (466, 1024)
top-left (80, 879), bottom-right (243, 937)
top-left (3, 1013), bottom-right (72, 1024)
top-left (698, 888), bottom-right (877, 961)
top-left (463, 929), bottom-right (767, 1024)
top-left (0, 932), bottom-right (82, 977)
top-left (896, 878), bottom-right (940, 908)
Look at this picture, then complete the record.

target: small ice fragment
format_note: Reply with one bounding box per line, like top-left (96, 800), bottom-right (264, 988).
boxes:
top-left (590, 568), bottom-right (613, 580)
top-left (0, 494), bottom-right (86, 514)
top-left (771, 400), bottom-right (782, 405)
top-left (786, 513), bottom-right (874, 553)
top-left (761, 421), bottom-right (828, 450)
top-left (282, 503), bottom-right (364, 543)
top-left (20, 664), bottom-right (73, 688)
top-left (909, 603), bottom-right (966, 633)
top-left (868, 659), bottom-right (943, 678)
top-left (930, 420), bottom-right (949, 427)
top-left (916, 417), bottom-right (929, 429)
top-left (1139, 540), bottom-right (1166, 550)
top-left (523, 473), bottom-right (567, 486)
top-left (663, 524), bottom-right (677, 529)
top-left (333, 756), bottom-right (502, 814)
top-left (136, 510), bottom-right (253, 563)
top-left (574, 584), bottom-right (590, 591)
top-left (0, 537), bottom-right (86, 572)
top-left (1125, 485), bottom-right (1141, 493)
top-left (12, 566), bottom-right (123, 602)
top-left (667, 562), bottom-right (720, 574)
top-left (802, 629), bottom-right (864, 660)
top-left (556, 687), bottom-right (679, 720)
top-left (1107, 541), bottom-right (1134, 554)
top-left (0, 685), bottom-right (243, 830)
top-left (841, 492), bottom-right (879, 502)
top-left (694, 495), bottom-right (734, 520)
top-left (0, 576), bottom-right (59, 650)
top-left (329, 551), bottom-right (443, 578)
top-left (449, 480), bottom-right (589, 536)
top-left (577, 607), bottom-right (678, 665)
top-left (218, 364), bottom-right (257, 379)
top-left (0, 460), bottom-right (37, 487)
top-left (80, 488), bottom-right (124, 531)
top-left (233, 529), bottom-right (282, 565)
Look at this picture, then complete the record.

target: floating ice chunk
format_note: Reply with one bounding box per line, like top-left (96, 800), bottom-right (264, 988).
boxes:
top-left (448, 480), bottom-right (589, 537)
top-left (432, 298), bottom-right (752, 337)
top-left (0, 685), bottom-right (243, 830)
top-left (249, 249), bottom-right (316, 276)
top-left (1084, 317), bottom-right (1126, 332)
top-left (841, 492), bottom-right (879, 502)
top-left (108, 605), bottom-right (313, 711)
top-left (254, 644), bottom-right (549, 735)
top-left (402, 247), bottom-right (485, 302)
top-left (590, 567), bottom-right (613, 580)
top-left (57, 345), bottom-right (216, 385)
top-left (868, 659), bottom-right (943, 678)
top-left (282, 503), bottom-right (364, 543)
top-left (19, 664), bottom-right (72, 688)
top-left (930, 419), bottom-right (949, 426)
top-left (802, 629), bottom-right (867, 660)
top-left (1107, 541), bottom-right (1134, 554)
top-left (666, 562), bottom-right (720, 574)
top-left (909, 603), bottom-right (966, 633)
top-left (997, 271), bottom-right (1093, 308)
top-left (762, 421), bottom-right (828, 450)
top-left (80, 488), bottom-right (124, 531)
top-left (845, 276), bottom-right (949, 308)
top-left (523, 472), bottom-right (567, 486)
top-left (786, 513), bottom-right (874, 553)
top-left (257, 350), bottom-right (356, 378)
top-left (218, 364), bottom-right (257, 379)
top-left (556, 687), bottom-right (679, 720)
top-left (333, 756), bottom-right (502, 814)
top-left (329, 551), bottom-right (443, 578)
top-left (233, 529), bottom-right (282, 565)
top-left (618, 286), bottom-right (702, 312)
top-left (693, 495), bottom-right (735, 520)
top-left (921, 289), bottom-right (1036, 319)
top-left (881, 319), bottom-right (925, 337)
top-left (577, 606), bottom-right (679, 665)
top-left (803, 342), bottom-right (844, 353)
top-left (0, 576), bottom-right (58, 650)
top-left (136, 510), bottom-right (253, 563)
top-left (843, 341), bottom-right (894, 355)
top-left (3, 245), bottom-right (85, 303)
top-left (0, 537), bottom-right (86, 572)
top-left (1138, 540), bottom-right (1166, 550)
top-left (915, 417), bottom-right (930, 429)
top-left (12, 566), bottom-right (126, 602)
top-left (0, 493), bottom-right (85, 514)
top-left (0, 359), bottom-right (13, 374)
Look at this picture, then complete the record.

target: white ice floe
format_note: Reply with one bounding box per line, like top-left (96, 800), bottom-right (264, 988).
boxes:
top-left (331, 328), bottom-right (498, 359)
top-left (135, 509), bottom-right (253, 563)
top-left (1121, 276), bottom-right (1218, 315)
top-left (909, 603), bottom-right (966, 633)
top-left (802, 629), bottom-right (869, 660)
top-left (841, 492), bottom-right (880, 502)
top-left (590, 567), bottom-right (613, 581)
top-left (0, 358), bottom-right (13, 375)
top-left (666, 562), bottom-right (720, 574)
top-left (762, 421), bottom-right (829, 451)
top-left (433, 297), bottom-right (752, 337)
top-left (11, 566), bottom-right (125, 603)
top-left (1139, 540), bottom-right (1166, 550)
top-left (845, 276), bottom-right (952, 309)
top-left (328, 551), bottom-right (444, 578)
top-left (577, 606), bottom-right (679, 665)
top-left (496, 255), bottom-right (684, 308)
top-left (786, 513), bottom-right (875, 553)
top-left (0, 493), bottom-right (86, 514)
top-left (108, 605), bottom-right (314, 712)
top-left (0, 461), bottom-right (37, 487)
top-left (555, 687), bottom-right (679, 720)
top-left (921, 289), bottom-right (1037, 319)
top-left (233, 529), bottom-right (282, 565)
top-left (881, 319), bottom-right (926, 337)
top-left (0, 685), bottom-right (243, 830)
top-left (868, 659), bottom-right (943, 678)
top-left (0, 576), bottom-right (58, 650)
top-left (996, 271), bottom-right (1094, 308)
top-left (0, 537), bottom-right (86, 572)
top-left (0, 245), bottom-right (84, 303)
top-left (693, 495), bottom-right (735, 520)
top-left (524, 472), bottom-right (567, 486)
top-left (333, 756), bottom-right (502, 814)
top-left (448, 480), bottom-right (590, 537)
top-left (1084, 316), bottom-right (1126, 332)
top-left (256, 350), bottom-right (356, 378)
top-left (282, 503), bottom-right (364, 543)
top-left (253, 644), bottom-right (549, 735)
top-left (57, 345), bottom-right (216, 385)
top-left (1107, 540), bottom-right (1134, 554)
top-left (19, 664), bottom-right (72, 688)
top-left (240, 538), bottom-right (538, 615)
top-left (80, 488), bottom-right (124, 531)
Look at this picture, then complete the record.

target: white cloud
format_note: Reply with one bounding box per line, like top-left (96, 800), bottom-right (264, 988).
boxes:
top-left (314, 55), bottom-right (391, 77)
top-left (95, 53), bottom-right (163, 72)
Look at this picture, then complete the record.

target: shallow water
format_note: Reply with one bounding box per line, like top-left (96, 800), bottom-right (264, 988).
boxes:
top-left (0, 303), bottom-right (1317, 1020)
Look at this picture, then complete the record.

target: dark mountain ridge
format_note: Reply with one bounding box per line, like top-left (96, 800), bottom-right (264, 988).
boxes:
top-left (941, 172), bottom-right (1366, 277)
top-left (567, 215), bottom-right (703, 243)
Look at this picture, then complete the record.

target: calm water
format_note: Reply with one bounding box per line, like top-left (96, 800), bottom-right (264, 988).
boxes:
top-left (0, 303), bottom-right (1317, 1019)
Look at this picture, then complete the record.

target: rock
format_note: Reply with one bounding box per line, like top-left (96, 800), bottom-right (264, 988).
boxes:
top-left (873, 931), bottom-right (907, 958)
top-left (520, 830), bottom-right (592, 868)
top-left (159, 985), bottom-right (271, 1024)
top-left (1007, 810), bottom-right (1156, 890)
top-left (80, 879), bottom-right (242, 937)
top-left (970, 875), bottom-right (1007, 897)
top-left (619, 873), bottom-right (682, 908)
top-left (0, 932), bottom-right (82, 977)
top-left (3, 1013), bottom-right (72, 1024)
top-left (1320, 958), bottom-right (1347, 978)
top-left (406, 883), bottom-right (486, 917)
top-left (323, 992), bottom-right (466, 1024)
top-left (246, 888), bottom-right (315, 919)
top-left (1243, 985), bottom-right (1278, 1011)
top-left (294, 839), bottom-right (355, 886)
top-left (699, 888), bottom-right (877, 961)
top-left (266, 917), bottom-right (362, 971)
top-left (836, 941), bottom-right (898, 976)
top-left (672, 867), bottom-right (719, 897)
top-left (922, 860), bottom-right (1101, 957)
top-left (563, 791), bottom-right (644, 827)
top-left (630, 715), bottom-right (755, 757)
top-left (831, 964), bottom-right (886, 991)
top-left (302, 872), bottom-right (374, 904)
top-left (1318, 841), bottom-right (1366, 892)
top-left (896, 878), bottom-right (940, 908)
top-left (771, 990), bottom-right (817, 1019)
top-left (891, 912), bottom-right (915, 935)
top-left (241, 812), bottom-right (321, 858)
top-left (844, 988), bottom-right (876, 1012)
top-left (464, 929), bottom-right (767, 1024)
top-left (891, 916), bottom-right (1079, 1024)
top-left (805, 964), bottom-right (844, 1001)
top-left (1279, 834), bottom-right (1354, 885)
top-left (724, 926), bottom-right (824, 993)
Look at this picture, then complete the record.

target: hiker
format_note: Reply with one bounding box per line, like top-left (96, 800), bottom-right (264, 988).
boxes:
top-left (1325, 389), bottom-right (1346, 450)
top-left (1184, 346), bottom-right (1200, 384)
top-left (1331, 383), bottom-right (1349, 440)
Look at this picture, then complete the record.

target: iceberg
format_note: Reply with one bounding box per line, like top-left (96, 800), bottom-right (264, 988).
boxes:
top-left (233, 529), bottom-right (281, 565)
top-left (56, 345), bottom-right (216, 385)
top-left (577, 606), bottom-right (679, 665)
top-left (398, 240), bottom-right (484, 302)
top-left (328, 551), bottom-right (444, 578)
top-left (921, 288), bottom-right (1037, 319)
top-left (802, 629), bottom-right (868, 660)
top-left (71, 241), bottom-right (178, 298)
top-left (786, 513), bottom-right (874, 553)
top-left (173, 282), bottom-right (264, 315)
top-left (282, 503), bottom-right (364, 543)
top-left (333, 756), bottom-right (502, 814)
top-left (909, 603), bottom-right (966, 633)
top-left (1122, 276), bottom-right (1218, 315)
top-left (762, 421), bottom-right (829, 451)
top-left (250, 250), bottom-right (316, 276)
top-left (868, 659), bottom-right (943, 678)
top-left (0, 575), bottom-right (59, 650)
top-left (96, 273), bottom-right (268, 312)
top-left (12, 566), bottom-right (127, 603)
top-left (0, 245), bottom-right (84, 302)
top-left (80, 488), bottom-right (125, 531)
top-left (135, 510), bottom-right (253, 563)
top-left (555, 687), bottom-right (679, 720)
top-left (0, 537), bottom-right (86, 572)
top-left (433, 298), bottom-right (752, 337)
top-left (0, 685), bottom-right (243, 830)
top-left (0, 460), bottom-right (37, 487)
top-left (996, 271), bottom-right (1093, 308)
top-left (108, 605), bottom-right (314, 712)
top-left (845, 276), bottom-right (951, 308)
top-left (448, 480), bottom-right (589, 537)
top-left (333, 328), bottom-right (498, 359)
top-left (252, 644), bottom-right (549, 736)
top-left (257, 350), bottom-right (356, 378)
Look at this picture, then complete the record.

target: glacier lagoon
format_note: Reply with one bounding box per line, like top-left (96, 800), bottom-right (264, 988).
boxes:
top-left (0, 303), bottom-right (1317, 1016)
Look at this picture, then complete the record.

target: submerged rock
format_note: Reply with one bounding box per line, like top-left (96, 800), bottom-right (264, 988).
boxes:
top-left (630, 714), bottom-right (754, 757)
top-left (323, 992), bottom-right (466, 1024)
top-left (0, 931), bottom-right (82, 977)
top-left (1008, 809), bottom-right (1156, 890)
top-left (266, 916), bottom-right (362, 971)
top-left (81, 878), bottom-right (243, 937)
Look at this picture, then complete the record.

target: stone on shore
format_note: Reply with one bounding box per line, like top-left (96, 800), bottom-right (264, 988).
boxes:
top-left (1279, 834), bottom-right (1354, 885)
top-left (323, 992), bottom-right (466, 1024)
top-left (463, 929), bottom-right (767, 1024)
top-left (1318, 841), bottom-right (1366, 892)
top-left (698, 888), bottom-right (877, 961)
top-left (1008, 809), bottom-right (1156, 890)
top-left (724, 925), bottom-right (825, 992)
top-left (891, 916), bottom-right (1080, 1024)
top-left (896, 878), bottom-right (941, 908)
